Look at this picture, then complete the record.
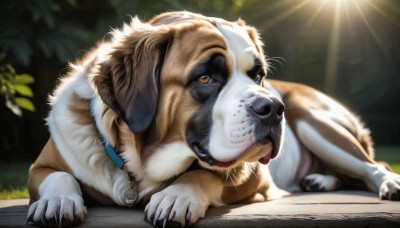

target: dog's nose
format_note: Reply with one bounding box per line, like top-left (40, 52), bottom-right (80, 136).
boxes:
top-left (250, 97), bottom-right (284, 124)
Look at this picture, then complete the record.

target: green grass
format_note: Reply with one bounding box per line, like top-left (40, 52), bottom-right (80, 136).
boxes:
top-left (0, 188), bottom-right (29, 199)
top-left (375, 145), bottom-right (400, 174)
top-left (0, 146), bottom-right (398, 199)
top-left (391, 165), bottom-right (400, 174)
top-left (0, 161), bottom-right (30, 199)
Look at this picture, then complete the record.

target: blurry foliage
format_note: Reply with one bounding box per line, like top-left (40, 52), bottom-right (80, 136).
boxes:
top-left (0, 63), bottom-right (35, 116)
top-left (0, 0), bottom-right (79, 65)
top-left (0, 0), bottom-right (248, 66)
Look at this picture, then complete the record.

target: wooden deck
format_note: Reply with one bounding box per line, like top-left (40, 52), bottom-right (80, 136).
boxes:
top-left (1, 191), bottom-right (399, 227)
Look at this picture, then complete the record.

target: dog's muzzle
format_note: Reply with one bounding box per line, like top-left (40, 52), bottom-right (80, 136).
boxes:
top-left (249, 95), bottom-right (284, 160)
top-left (187, 92), bottom-right (285, 169)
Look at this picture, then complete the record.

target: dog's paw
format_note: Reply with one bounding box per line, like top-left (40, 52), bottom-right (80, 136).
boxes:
top-left (300, 173), bottom-right (341, 192)
top-left (27, 195), bottom-right (87, 227)
top-left (379, 174), bottom-right (400, 201)
top-left (144, 188), bottom-right (208, 227)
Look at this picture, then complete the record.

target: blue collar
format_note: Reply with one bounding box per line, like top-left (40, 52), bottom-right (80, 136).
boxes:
top-left (89, 99), bottom-right (124, 169)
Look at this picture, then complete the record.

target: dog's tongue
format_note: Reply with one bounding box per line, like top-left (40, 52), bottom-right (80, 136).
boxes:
top-left (258, 155), bottom-right (271, 165)
top-left (215, 160), bottom-right (235, 168)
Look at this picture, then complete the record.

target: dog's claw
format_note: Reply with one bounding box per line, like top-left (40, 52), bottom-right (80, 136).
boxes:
top-left (26, 214), bottom-right (33, 224)
top-left (55, 215), bottom-right (60, 228)
top-left (59, 215), bottom-right (64, 227)
top-left (162, 217), bottom-right (168, 228)
top-left (144, 209), bottom-right (148, 221)
top-left (149, 212), bottom-right (155, 224)
top-left (168, 210), bottom-right (176, 221)
top-left (184, 211), bottom-right (191, 228)
top-left (300, 179), bottom-right (324, 192)
top-left (153, 210), bottom-right (161, 227)
top-left (73, 214), bottom-right (83, 225)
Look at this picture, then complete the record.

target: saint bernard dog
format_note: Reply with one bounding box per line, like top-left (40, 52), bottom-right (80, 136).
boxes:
top-left (27, 11), bottom-right (400, 227)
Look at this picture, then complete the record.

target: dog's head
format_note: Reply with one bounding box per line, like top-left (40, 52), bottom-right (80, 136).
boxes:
top-left (92, 11), bottom-right (285, 170)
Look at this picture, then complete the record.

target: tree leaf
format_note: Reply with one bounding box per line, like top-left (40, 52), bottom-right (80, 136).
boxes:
top-left (6, 100), bottom-right (22, 117)
top-left (5, 64), bottom-right (15, 74)
top-left (15, 74), bottom-right (35, 84)
top-left (6, 82), bottom-right (15, 94)
top-left (15, 97), bottom-right (35, 112)
top-left (14, 84), bottom-right (33, 97)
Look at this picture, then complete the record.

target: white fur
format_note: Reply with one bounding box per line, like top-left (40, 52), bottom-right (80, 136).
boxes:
top-left (297, 121), bottom-right (368, 179)
top-left (208, 23), bottom-right (283, 163)
top-left (296, 120), bottom-right (400, 196)
top-left (303, 174), bottom-right (341, 191)
top-left (47, 57), bottom-right (195, 210)
top-left (27, 172), bottom-right (86, 223)
top-left (31, 12), bottom-right (400, 228)
top-left (268, 124), bottom-right (302, 192)
top-left (44, 18), bottom-right (193, 208)
top-left (145, 170), bottom-right (224, 226)
top-left (144, 142), bottom-right (196, 182)
top-left (47, 63), bottom-right (131, 206)
top-left (260, 164), bottom-right (290, 200)
top-left (366, 163), bottom-right (400, 199)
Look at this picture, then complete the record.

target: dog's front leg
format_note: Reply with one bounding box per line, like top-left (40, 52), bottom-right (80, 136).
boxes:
top-left (27, 170), bottom-right (87, 226)
top-left (145, 170), bottom-right (224, 227)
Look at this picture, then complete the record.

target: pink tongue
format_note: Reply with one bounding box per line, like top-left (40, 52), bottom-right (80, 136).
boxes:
top-left (258, 155), bottom-right (271, 165)
top-left (216, 160), bottom-right (235, 168)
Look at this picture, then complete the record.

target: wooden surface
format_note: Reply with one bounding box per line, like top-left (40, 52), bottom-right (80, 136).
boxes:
top-left (1, 191), bottom-right (400, 227)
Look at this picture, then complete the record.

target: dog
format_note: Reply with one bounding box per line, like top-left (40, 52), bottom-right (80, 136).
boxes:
top-left (27, 11), bottom-right (400, 227)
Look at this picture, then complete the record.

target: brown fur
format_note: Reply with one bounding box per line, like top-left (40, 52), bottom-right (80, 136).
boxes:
top-left (267, 79), bottom-right (381, 190)
top-left (221, 164), bottom-right (270, 204)
top-left (28, 12), bottom-right (399, 228)
top-left (29, 14), bottom-right (251, 208)
top-left (268, 79), bottom-right (375, 163)
top-left (28, 138), bottom-right (72, 203)
top-left (30, 10), bottom-right (383, 208)
top-left (68, 93), bottom-right (92, 125)
top-left (138, 22), bottom-right (230, 162)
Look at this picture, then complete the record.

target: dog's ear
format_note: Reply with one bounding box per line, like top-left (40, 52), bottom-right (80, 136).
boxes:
top-left (92, 18), bottom-right (174, 133)
top-left (236, 19), bottom-right (268, 75)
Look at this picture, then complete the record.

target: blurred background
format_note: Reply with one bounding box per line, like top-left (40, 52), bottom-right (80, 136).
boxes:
top-left (0, 0), bottom-right (399, 198)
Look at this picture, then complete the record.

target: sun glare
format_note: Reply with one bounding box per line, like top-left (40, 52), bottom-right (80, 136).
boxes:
top-left (327, 0), bottom-right (345, 6)
top-left (319, 0), bottom-right (399, 93)
top-left (253, 0), bottom-right (399, 94)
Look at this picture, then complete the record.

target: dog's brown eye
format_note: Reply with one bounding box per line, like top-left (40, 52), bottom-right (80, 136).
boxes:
top-left (198, 75), bottom-right (213, 84)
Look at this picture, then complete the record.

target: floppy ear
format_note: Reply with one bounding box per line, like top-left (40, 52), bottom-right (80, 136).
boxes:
top-left (92, 18), bottom-right (174, 133)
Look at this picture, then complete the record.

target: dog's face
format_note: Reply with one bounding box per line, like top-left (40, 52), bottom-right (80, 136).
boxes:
top-left (92, 12), bottom-right (285, 170)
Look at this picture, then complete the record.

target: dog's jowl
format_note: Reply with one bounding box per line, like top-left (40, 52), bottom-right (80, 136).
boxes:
top-left (27, 11), bottom-right (400, 227)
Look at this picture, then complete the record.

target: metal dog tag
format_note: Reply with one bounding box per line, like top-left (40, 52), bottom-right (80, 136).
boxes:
top-left (125, 188), bottom-right (137, 207)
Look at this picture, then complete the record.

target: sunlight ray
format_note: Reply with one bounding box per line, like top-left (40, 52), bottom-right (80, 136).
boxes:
top-left (352, 0), bottom-right (389, 56)
top-left (258, 0), bottom-right (314, 30)
top-left (362, 0), bottom-right (400, 27)
top-left (377, 0), bottom-right (400, 15)
top-left (343, 0), bottom-right (353, 29)
top-left (249, 0), bottom-right (294, 21)
top-left (324, 0), bottom-right (341, 94)
top-left (305, 0), bottom-right (329, 27)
